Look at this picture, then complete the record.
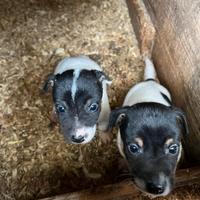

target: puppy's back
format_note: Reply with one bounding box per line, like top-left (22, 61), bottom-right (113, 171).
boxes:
top-left (123, 58), bottom-right (171, 106)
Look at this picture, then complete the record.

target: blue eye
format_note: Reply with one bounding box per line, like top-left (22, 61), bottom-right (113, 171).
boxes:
top-left (168, 144), bottom-right (179, 154)
top-left (57, 105), bottom-right (65, 113)
top-left (88, 103), bottom-right (99, 113)
top-left (129, 144), bottom-right (141, 154)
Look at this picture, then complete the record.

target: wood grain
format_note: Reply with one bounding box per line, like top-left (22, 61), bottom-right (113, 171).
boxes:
top-left (40, 167), bottom-right (200, 200)
top-left (127, 0), bottom-right (200, 162)
top-left (126, 0), bottom-right (155, 57)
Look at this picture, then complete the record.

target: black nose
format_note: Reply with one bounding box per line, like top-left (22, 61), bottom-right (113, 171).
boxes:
top-left (146, 182), bottom-right (164, 194)
top-left (71, 135), bottom-right (85, 143)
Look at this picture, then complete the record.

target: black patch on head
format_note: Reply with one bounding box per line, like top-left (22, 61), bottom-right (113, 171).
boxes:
top-left (52, 69), bottom-right (103, 141)
top-left (109, 102), bottom-right (187, 194)
top-left (74, 70), bottom-right (103, 126)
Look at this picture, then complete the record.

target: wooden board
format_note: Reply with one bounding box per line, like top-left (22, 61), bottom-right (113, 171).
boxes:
top-left (40, 167), bottom-right (200, 200)
top-left (127, 0), bottom-right (200, 162)
top-left (126, 0), bottom-right (155, 57)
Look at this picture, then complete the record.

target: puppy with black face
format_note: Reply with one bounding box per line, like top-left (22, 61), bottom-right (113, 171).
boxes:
top-left (44, 55), bottom-right (111, 144)
top-left (108, 58), bottom-right (188, 197)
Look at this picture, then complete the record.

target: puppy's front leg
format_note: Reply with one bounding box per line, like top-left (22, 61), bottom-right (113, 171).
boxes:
top-left (98, 81), bottom-right (111, 131)
top-left (98, 82), bottom-right (112, 143)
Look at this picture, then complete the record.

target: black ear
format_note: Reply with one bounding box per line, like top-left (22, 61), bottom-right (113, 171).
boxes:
top-left (108, 107), bottom-right (129, 131)
top-left (93, 70), bottom-right (111, 84)
top-left (43, 74), bottom-right (55, 92)
top-left (172, 107), bottom-right (189, 136)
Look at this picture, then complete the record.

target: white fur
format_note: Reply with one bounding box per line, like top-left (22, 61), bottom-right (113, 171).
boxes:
top-left (71, 118), bottom-right (97, 144)
top-left (54, 55), bottom-right (102, 75)
top-left (123, 58), bottom-right (171, 107)
top-left (74, 125), bottom-right (97, 144)
top-left (98, 80), bottom-right (112, 131)
top-left (123, 81), bottom-right (171, 107)
top-left (161, 179), bottom-right (170, 197)
top-left (159, 173), bottom-right (171, 197)
top-left (144, 57), bottom-right (156, 80)
top-left (71, 69), bottom-right (81, 102)
top-left (177, 143), bottom-right (182, 163)
top-left (117, 130), bottom-right (126, 158)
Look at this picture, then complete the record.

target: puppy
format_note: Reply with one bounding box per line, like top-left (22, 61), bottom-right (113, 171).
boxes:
top-left (108, 58), bottom-right (188, 197)
top-left (44, 55), bottom-right (111, 144)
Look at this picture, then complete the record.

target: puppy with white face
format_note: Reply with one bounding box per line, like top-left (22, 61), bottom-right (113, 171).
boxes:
top-left (108, 58), bottom-right (188, 197)
top-left (44, 55), bottom-right (111, 144)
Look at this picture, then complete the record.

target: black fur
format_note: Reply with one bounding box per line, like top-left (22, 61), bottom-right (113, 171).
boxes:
top-left (109, 102), bottom-right (188, 195)
top-left (52, 70), bottom-right (103, 142)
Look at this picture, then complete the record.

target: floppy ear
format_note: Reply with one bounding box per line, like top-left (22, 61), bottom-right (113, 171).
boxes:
top-left (108, 107), bottom-right (129, 131)
top-left (93, 70), bottom-right (112, 85)
top-left (172, 107), bottom-right (189, 136)
top-left (43, 74), bottom-right (55, 92)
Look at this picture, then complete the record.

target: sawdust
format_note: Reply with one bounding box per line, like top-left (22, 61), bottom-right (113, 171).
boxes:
top-left (0, 0), bottom-right (142, 199)
top-left (1, 0), bottom-right (199, 199)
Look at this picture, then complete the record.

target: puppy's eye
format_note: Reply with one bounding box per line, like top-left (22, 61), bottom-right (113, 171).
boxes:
top-left (168, 144), bottom-right (179, 154)
top-left (128, 144), bottom-right (141, 154)
top-left (57, 105), bottom-right (65, 113)
top-left (88, 103), bottom-right (99, 113)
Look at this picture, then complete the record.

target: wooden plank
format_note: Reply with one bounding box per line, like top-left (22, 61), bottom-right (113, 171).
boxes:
top-left (40, 167), bottom-right (200, 200)
top-left (127, 0), bottom-right (200, 162)
top-left (142, 0), bottom-right (200, 162)
top-left (40, 181), bottom-right (138, 200)
top-left (175, 167), bottom-right (200, 188)
top-left (126, 0), bottom-right (155, 57)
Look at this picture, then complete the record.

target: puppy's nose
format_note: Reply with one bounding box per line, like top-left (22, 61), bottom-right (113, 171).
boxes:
top-left (71, 135), bottom-right (85, 143)
top-left (146, 182), bottom-right (164, 194)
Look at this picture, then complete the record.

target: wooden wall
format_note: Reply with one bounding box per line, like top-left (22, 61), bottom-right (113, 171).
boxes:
top-left (127, 0), bottom-right (200, 162)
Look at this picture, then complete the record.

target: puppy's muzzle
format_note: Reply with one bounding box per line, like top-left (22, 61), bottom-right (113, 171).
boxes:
top-left (134, 174), bottom-right (170, 197)
top-left (71, 135), bottom-right (85, 143)
top-left (146, 182), bottom-right (165, 195)
top-left (69, 126), bottom-right (96, 144)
